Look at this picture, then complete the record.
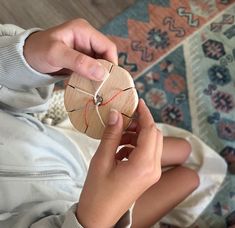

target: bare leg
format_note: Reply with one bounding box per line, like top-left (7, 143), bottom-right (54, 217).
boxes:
top-left (132, 137), bottom-right (199, 227)
top-left (161, 137), bottom-right (191, 167)
top-left (132, 166), bottom-right (199, 228)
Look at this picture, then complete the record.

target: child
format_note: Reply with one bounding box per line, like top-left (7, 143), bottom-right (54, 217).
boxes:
top-left (0, 19), bottom-right (202, 228)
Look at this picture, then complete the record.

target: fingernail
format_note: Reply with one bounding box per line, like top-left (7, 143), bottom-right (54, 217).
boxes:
top-left (90, 62), bottom-right (106, 80)
top-left (108, 109), bottom-right (119, 125)
top-left (140, 98), bottom-right (145, 104)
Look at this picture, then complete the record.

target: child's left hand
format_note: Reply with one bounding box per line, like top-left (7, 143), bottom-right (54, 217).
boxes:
top-left (77, 100), bottom-right (163, 227)
top-left (23, 18), bottom-right (118, 81)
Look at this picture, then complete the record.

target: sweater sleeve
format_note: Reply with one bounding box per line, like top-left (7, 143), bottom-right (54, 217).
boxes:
top-left (2, 203), bottom-right (131, 228)
top-left (30, 204), bottom-right (132, 228)
top-left (64, 208), bottom-right (132, 228)
top-left (0, 24), bottom-right (64, 113)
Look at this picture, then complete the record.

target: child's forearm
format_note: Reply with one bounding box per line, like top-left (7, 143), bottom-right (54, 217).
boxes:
top-left (0, 19), bottom-right (117, 112)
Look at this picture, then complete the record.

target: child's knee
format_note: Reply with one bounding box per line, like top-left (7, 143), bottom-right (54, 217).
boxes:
top-left (180, 166), bottom-right (200, 191)
top-left (178, 138), bottom-right (192, 163)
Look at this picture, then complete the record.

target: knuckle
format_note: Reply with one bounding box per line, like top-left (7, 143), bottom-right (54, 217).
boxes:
top-left (146, 123), bottom-right (158, 136)
top-left (150, 123), bottom-right (157, 131)
top-left (157, 130), bottom-right (163, 142)
top-left (73, 18), bottom-right (90, 30)
top-left (149, 124), bottom-right (163, 140)
top-left (74, 54), bottom-right (88, 72)
top-left (158, 128), bottom-right (163, 137)
top-left (111, 43), bottom-right (117, 52)
top-left (77, 18), bottom-right (90, 26)
top-left (102, 130), bottom-right (118, 142)
top-left (62, 19), bottom-right (91, 34)
top-left (68, 18), bottom-right (90, 27)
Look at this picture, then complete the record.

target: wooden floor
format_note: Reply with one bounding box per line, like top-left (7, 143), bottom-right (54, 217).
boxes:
top-left (0, 0), bottom-right (135, 29)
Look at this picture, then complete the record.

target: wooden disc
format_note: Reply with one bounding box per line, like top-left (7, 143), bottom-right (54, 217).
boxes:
top-left (64, 59), bottom-right (138, 139)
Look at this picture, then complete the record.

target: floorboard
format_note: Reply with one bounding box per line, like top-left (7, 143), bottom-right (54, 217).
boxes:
top-left (0, 0), bottom-right (135, 29)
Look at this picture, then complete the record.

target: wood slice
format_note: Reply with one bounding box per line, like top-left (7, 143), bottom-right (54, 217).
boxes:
top-left (64, 59), bottom-right (138, 139)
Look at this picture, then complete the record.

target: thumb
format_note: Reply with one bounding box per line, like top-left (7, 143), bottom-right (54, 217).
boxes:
top-left (52, 43), bottom-right (107, 81)
top-left (96, 109), bottom-right (123, 164)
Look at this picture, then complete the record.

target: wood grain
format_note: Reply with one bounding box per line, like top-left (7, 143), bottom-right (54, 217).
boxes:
top-left (64, 59), bottom-right (138, 139)
top-left (0, 0), bottom-right (135, 29)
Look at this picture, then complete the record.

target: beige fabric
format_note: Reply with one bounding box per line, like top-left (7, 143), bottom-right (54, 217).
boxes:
top-left (155, 124), bottom-right (227, 227)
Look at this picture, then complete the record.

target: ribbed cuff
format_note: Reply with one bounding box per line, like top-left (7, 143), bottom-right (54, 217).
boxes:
top-left (0, 28), bottom-right (61, 90)
top-left (69, 203), bottom-right (133, 228)
top-left (62, 204), bottom-right (84, 228)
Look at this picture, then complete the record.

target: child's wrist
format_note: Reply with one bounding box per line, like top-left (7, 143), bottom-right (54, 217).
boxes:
top-left (76, 205), bottom-right (112, 228)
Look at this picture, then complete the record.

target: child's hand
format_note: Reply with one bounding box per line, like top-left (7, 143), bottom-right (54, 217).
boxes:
top-left (23, 19), bottom-right (117, 81)
top-left (77, 99), bottom-right (163, 227)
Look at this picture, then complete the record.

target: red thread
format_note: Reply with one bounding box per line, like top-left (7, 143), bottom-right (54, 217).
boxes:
top-left (84, 99), bottom-right (93, 130)
top-left (100, 89), bottom-right (124, 106)
top-left (83, 88), bottom-right (135, 131)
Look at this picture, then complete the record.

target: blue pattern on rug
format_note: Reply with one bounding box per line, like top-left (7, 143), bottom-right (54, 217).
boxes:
top-left (135, 45), bottom-right (192, 131)
top-left (101, 1), bottom-right (235, 227)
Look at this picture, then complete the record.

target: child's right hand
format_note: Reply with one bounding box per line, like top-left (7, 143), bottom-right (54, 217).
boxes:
top-left (76, 99), bottom-right (163, 227)
top-left (24, 18), bottom-right (117, 81)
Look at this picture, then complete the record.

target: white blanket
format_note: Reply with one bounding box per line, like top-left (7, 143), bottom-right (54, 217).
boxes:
top-left (154, 124), bottom-right (227, 227)
top-left (55, 120), bottom-right (227, 228)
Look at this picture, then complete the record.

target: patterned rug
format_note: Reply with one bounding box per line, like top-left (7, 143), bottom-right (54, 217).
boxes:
top-left (101, 1), bottom-right (235, 227)
top-left (50, 0), bottom-right (235, 227)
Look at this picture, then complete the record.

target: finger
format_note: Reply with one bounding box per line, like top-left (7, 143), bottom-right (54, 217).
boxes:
top-left (134, 125), bottom-right (158, 161)
top-left (50, 68), bottom-right (72, 76)
top-left (116, 147), bottom-right (134, 161)
top-left (132, 100), bottom-right (159, 161)
top-left (71, 19), bottom-right (118, 65)
top-left (124, 99), bottom-right (154, 135)
top-left (120, 132), bottom-right (137, 146)
top-left (90, 29), bottom-right (118, 65)
top-left (125, 119), bottom-right (138, 132)
top-left (155, 129), bottom-right (163, 166)
top-left (137, 99), bottom-right (155, 129)
top-left (96, 109), bottom-right (123, 165)
top-left (49, 42), bottom-right (108, 81)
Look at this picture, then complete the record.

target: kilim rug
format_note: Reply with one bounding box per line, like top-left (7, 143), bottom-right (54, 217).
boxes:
top-left (48, 0), bottom-right (235, 227)
top-left (102, 1), bottom-right (235, 227)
